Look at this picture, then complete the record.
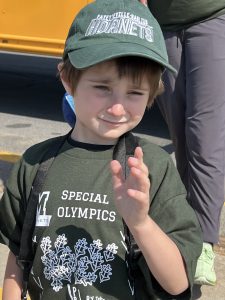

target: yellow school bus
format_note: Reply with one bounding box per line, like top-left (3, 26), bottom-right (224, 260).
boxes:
top-left (0, 0), bottom-right (92, 57)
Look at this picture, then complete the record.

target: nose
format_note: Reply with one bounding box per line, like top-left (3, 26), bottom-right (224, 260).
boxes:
top-left (107, 103), bottom-right (126, 116)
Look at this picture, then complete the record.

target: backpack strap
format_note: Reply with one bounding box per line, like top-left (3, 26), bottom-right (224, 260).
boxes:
top-left (113, 132), bottom-right (142, 299)
top-left (17, 132), bottom-right (70, 300)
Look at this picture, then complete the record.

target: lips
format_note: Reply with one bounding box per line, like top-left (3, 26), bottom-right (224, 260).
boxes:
top-left (100, 118), bottom-right (127, 125)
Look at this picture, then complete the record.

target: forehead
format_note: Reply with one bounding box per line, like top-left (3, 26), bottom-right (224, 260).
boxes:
top-left (81, 60), bottom-right (150, 85)
top-left (85, 60), bottom-right (117, 74)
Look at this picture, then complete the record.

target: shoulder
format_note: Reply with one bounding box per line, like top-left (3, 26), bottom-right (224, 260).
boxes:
top-left (136, 135), bottom-right (186, 199)
top-left (137, 135), bottom-right (172, 168)
top-left (23, 134), bottom-right (67, 165)
top-left (6, 134), bottom-right (69, 201)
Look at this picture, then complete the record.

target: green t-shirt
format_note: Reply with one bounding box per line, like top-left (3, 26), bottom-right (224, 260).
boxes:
top-left (0, 135), bottom-right (202, 299)
top-left (148, 0), bottom-right (225, 31)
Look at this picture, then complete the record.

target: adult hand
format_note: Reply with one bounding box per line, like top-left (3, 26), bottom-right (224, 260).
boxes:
top-left (110, 146), bottom-right (150, 229)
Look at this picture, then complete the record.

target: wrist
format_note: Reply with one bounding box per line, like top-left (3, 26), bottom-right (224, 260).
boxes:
top-left (128, 216), bottom-right (154, 238)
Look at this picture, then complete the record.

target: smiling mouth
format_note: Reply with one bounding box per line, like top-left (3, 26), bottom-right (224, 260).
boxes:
top-left (100, 119), bottom-right (127, 125)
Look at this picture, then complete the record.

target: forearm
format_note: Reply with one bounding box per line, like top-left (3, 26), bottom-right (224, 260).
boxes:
top-left (110, 149), bottom-right (189, 294)
top-left (129, 217), bottom-right (189, 295)
top-left (3, 251), bottom-right (23, 300)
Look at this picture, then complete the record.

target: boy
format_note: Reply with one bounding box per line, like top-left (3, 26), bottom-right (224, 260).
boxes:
top-left (0, 0), bottom-right (202, 299)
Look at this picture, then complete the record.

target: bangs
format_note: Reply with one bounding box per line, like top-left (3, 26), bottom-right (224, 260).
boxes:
top-left (115, 56), bottom-right (162, 86)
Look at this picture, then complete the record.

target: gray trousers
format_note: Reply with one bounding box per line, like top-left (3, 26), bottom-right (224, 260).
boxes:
top-left (157, 15), bottom-right (225, 244)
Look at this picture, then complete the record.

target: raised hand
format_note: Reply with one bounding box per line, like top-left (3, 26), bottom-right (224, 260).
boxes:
top-left (110, 146), bottom-right (150, 230)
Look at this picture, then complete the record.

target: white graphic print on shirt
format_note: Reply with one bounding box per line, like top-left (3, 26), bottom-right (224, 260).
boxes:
top-left (36, 191), bottom-right (52, 227)
top-left (40, 234), bottom-right (118, 292)
top-left (35, 189), bottom-right (128, 296)
top-left (68, 284), bottom-right (107, 300)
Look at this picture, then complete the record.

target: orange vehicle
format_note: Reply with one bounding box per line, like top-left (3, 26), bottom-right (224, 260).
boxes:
top-left (0, 0), bottom-right (92, 57)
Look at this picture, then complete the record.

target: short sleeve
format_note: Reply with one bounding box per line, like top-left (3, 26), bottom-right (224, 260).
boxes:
top-left (149, 156), bottom-right (203, 288)
top-left (0, 158), bottom-right (27, 255)
top-left (137, 139), bottom-right (203, 298)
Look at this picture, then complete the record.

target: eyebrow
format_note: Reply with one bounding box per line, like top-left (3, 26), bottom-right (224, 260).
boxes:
top-left (129, 85), bottom-right (149, 90)
top-left (88, 79), bottom-right (114, 84)
top-left (88, 79), bottom-right (149, 89)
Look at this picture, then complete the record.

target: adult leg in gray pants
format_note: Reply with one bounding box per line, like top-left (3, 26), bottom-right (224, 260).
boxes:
top-left (157, 15), bottom-right (225, 245)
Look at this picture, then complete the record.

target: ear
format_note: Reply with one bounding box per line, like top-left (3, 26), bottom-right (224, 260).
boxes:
top-left (58, 62), bottom-right (73, 95)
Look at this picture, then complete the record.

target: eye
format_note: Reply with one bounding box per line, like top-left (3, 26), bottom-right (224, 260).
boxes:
top-left (128, 91), bottom-right (144, 96)
top-left (94, 85), bottom-right (109, 91)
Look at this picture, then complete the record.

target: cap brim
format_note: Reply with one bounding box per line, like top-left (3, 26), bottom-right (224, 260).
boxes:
top-left (68, 43), bottom-right (177, 74)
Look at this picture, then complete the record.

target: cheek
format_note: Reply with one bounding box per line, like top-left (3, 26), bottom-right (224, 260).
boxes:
top-left (75, 96), bottom-right (103, 117)
top-left (129, 101), bottom-right (147, 117)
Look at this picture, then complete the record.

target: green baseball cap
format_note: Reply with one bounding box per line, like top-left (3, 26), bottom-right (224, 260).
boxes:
top-left (63, 0), bottom-right (176, 73)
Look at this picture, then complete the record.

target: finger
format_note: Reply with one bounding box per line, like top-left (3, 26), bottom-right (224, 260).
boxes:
top-left (110, 160), bottom-right (124, 189)
top-left (128, 157), bottom-right (149, 177)
top-left (135, 147), bottom-right (149, 176)
top-left (134, 146), bottom-right (143, 162)
top-left (128, 166), bottom-right (150, 194)
top-left (139, 0), bottom-right (148, 6)
top-left (127, 188), bottom-right (149, 207)
top-left (128, 148), bottom-right (149, 176)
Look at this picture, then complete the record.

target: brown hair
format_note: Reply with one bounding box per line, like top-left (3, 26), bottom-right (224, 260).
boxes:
top-left (60, 56), bottom-right (164, 107)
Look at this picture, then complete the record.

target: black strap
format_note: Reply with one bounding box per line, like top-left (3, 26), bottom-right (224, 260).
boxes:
top-left (113, 132), bottom-right (142, 299)
top-left (17, 132), bottom-right (70, 300)
top-left (17, 131), bottom-right (141, 299)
